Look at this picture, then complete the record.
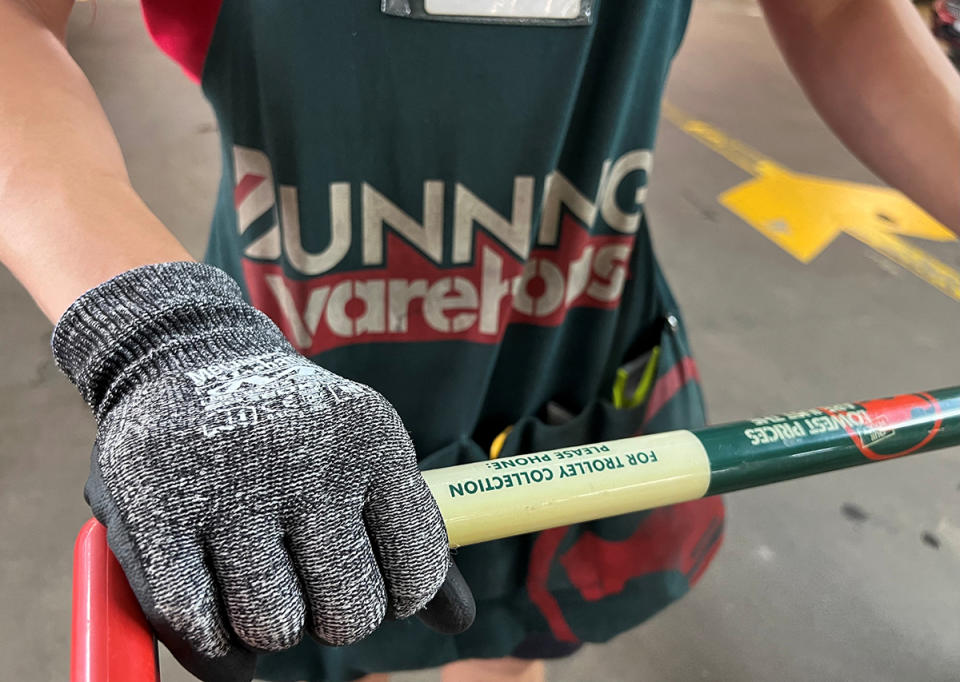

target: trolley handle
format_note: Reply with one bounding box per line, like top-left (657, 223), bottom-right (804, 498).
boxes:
top-left (71, 519), bottom-right (159, 682)
top-left (69, 386), bottom-right (960, 681)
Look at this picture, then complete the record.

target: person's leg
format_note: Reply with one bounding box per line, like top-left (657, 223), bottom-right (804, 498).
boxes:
top-left (440, 657), bottom-right (545, 682)
top-left (353, 657), bottom-right (545, 682)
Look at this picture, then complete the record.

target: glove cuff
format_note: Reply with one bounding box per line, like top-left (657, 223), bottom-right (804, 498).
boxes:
top-left (52, 261), bottom-right (291, 417)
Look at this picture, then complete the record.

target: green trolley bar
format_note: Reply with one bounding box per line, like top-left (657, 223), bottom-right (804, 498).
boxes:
top-left (422, 387), bottom-right (960, 547)
top-left (73, 386), bottom-right (960, 681)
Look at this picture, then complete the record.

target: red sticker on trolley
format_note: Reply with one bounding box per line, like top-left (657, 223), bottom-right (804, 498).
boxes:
top-left (820, 393), bottom-right (942, 460)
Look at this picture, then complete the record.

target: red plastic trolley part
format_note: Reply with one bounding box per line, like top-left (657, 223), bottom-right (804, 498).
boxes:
top-left (71, 519), bottom-right (160, 682)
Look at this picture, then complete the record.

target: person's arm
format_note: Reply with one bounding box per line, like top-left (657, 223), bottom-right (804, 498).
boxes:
top-left (760, 0), bottom-right (960, 235)
top-left (3, 9), bottom-right (473, 681)
top-left (0, 0), bottom-right (192, 322)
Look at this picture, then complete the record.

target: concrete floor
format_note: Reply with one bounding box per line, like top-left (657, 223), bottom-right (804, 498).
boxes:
top-left (2, 1), bottom-right (959, 680)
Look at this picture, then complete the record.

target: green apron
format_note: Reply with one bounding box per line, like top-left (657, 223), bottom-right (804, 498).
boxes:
top-left (194, 1), bottom-right (725, 678)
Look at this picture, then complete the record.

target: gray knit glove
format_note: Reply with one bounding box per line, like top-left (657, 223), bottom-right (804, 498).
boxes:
top-left (52, 262), bottom-right (473, 682)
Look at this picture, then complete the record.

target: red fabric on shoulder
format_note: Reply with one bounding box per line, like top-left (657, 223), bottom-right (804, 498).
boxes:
top-left (140, 0), bottom-right (224, 83)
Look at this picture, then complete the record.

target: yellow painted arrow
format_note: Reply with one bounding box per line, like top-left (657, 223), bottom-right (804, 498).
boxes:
top-left (720, 163), bottom-right (956, 264)
top-left (662, 102), bottom-right (960, 301)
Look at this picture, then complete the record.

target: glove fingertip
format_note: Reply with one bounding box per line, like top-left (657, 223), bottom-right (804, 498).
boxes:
top-left (415, 560), bottom-right (476, 635)
top-left (158, 630), bottom-right (257, 682)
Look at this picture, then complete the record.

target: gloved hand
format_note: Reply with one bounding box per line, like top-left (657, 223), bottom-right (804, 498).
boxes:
top-left (53, 262), bottom-right (474, 682)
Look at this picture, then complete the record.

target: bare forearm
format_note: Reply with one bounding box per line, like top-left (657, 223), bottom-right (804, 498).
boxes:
top-left (0, 1), bottom-right (192, 323)
top-left (762, 0), bottom-right (960, 234)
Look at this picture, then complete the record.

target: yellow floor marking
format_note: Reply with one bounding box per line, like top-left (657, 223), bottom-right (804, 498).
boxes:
top-left (661, 102), bottom-right (960, 302)
top-left (845, 225), bottom-right (960, 301)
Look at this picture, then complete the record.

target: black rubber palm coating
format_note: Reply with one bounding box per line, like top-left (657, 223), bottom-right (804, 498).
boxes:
top-left (416, 562), bottom-right (477, 635)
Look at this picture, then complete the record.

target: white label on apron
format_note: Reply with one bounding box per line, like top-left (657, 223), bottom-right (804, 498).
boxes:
top-left (424, 0), bottom-right (581, 19)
